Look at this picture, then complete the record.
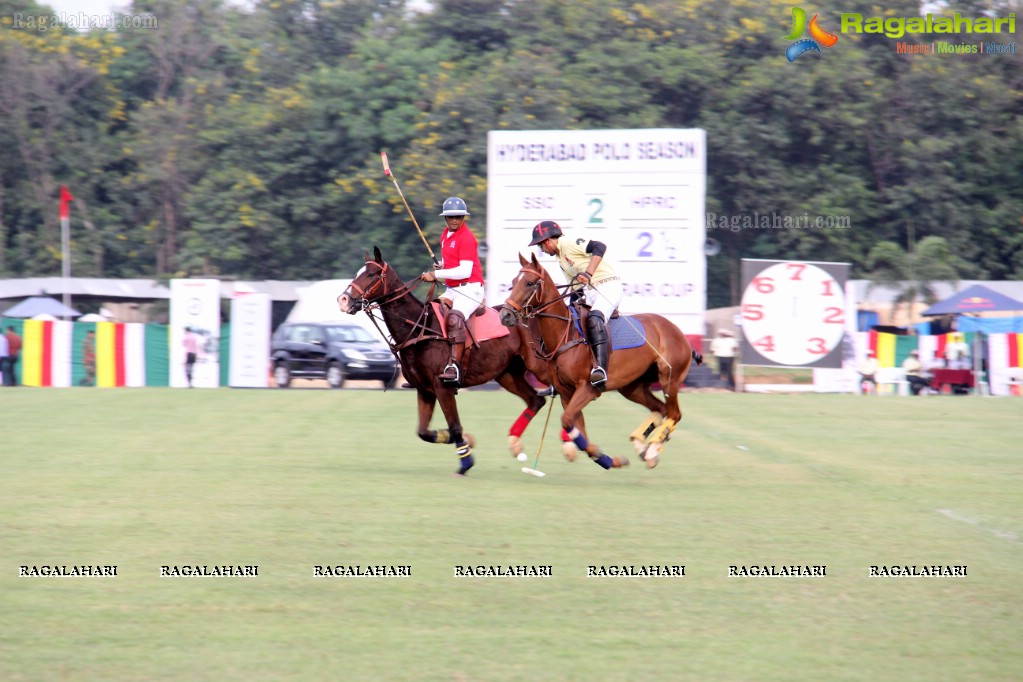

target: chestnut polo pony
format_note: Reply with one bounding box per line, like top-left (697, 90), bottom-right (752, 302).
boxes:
top-left (337, 247), bottom-right (555, 475)
top-left (499, 252), bottom-right (701, 470)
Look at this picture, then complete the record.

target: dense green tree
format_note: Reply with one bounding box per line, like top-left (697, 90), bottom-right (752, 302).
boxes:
top-left (0, 0), bottom-right (1020, 300)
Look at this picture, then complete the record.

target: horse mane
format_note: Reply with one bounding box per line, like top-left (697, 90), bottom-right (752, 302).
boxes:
top-left (364, 253), bottom-right (443, 344)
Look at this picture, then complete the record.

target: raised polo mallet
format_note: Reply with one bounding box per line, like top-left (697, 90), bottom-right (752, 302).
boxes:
top-left (521, 395), bottom-right (555, 478)
top-left (381, 151), bottom-right (439, 266)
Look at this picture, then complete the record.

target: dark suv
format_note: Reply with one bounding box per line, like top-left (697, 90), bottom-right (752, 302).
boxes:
top-left (271, 322), bottom-right (399, 389)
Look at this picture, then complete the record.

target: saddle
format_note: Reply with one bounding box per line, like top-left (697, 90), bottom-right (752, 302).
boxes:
top-left (432, 300), bottom-right (509, 345)
top-left (570, 303), bottom-right (646, 351)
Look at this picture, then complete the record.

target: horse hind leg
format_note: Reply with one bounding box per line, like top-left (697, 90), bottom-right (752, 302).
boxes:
top-left (641, 418), bottom-right (677, 469)
top-left (433, 389), bottom-right (475, 476)
top-left (642, 359), bottom-right (687, 468)
top-left (629, 412), bottom-right (664, 457)
top-left (617, 380), bottom-right (667, 458)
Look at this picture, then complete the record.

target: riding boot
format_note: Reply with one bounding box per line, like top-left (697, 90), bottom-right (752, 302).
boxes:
top-left (585, 311), bottom-right (610, 390)
top-left (440, 311), bottom-right (466, 386)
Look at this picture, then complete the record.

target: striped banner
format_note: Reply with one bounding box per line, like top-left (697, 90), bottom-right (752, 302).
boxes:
top-left (145, 323), bottom-right (170, 387)
top-left (917, 331), bottom-right (972, 368)
top-left (9, 320), bottom-right (164, 388)
top-left (21, 320), bottom-right (73, 387)
top-left (1009, 332), bottom-right (1021, 368)
top-left (857, 331), bottom-right (976, 370)
top-left (987, 332), bottom-right (1023, 396)
top-left (867, 330), bottom-right (897, 367)
top-left (95, 322), bottom-right (147, 387)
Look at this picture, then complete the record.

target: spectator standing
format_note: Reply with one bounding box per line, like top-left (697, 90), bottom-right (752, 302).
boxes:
top-left (0, 332), bottom-right (9, 386)
top-left (183, 327), bottom-right (200, 388)
top-left (4, 326), bottom-right (21, 386)
top-left (710, 329), bottom-right (738, 390)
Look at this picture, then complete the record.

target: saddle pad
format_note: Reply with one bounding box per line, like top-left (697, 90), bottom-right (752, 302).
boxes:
top-left (569, 308), bottom-right (647, 350)
top-left (609, 316), bottom-right (647, 350)
top-left (431, 302), bottom-right (510, 342)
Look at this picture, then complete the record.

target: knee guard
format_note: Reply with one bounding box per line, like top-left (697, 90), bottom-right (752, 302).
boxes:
top-left (585, 311), bottom-right (608, 347)
top-left (445, 311), bottom-right (466, 344)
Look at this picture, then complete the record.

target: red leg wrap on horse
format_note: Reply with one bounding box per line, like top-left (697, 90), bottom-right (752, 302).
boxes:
top-left (508, 408), bottom-right (536, 438)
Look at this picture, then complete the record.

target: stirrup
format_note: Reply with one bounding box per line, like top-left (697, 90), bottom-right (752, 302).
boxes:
top-left (589, 366), bottom-right (607, 386)
top-left (440, 363), bottom-right (461, 385)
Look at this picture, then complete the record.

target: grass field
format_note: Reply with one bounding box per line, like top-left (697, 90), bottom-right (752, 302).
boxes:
top-left (1, 387), bottom-right (1020, 681)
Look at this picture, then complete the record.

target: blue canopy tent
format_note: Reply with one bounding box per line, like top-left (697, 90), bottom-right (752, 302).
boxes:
top-left (921, 284), bottom-right (1023, 317)
top-left (921, 284), bottom-right (1023, 395)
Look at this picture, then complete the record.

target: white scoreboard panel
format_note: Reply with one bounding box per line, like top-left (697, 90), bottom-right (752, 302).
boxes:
top-left (485, 129), bottom-right (707, 336)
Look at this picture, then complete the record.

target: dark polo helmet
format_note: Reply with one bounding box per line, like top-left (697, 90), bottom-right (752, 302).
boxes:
top-left (529, 220), bottom-right (562, 246)
top-left (439, 197), bottom-right (470, 216)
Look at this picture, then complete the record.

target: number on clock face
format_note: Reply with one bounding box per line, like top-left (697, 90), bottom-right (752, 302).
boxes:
top-left (739, 262), bottom-right (846, 367)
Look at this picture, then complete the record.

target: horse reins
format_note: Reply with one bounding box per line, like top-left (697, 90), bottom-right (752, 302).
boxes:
top-left (504, 266), bottom-right (584, 362)
top-left (346, 262), bottom-right (448, 354)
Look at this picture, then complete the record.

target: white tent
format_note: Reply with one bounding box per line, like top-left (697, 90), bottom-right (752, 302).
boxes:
top-left (285, 280), bottom-right (389, 342)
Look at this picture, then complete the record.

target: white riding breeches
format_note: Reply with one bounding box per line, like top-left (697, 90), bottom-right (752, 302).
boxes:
top-left (585, 276), bottom-right (623, 321)
top-left (441, 282), bottom-right (486, 319)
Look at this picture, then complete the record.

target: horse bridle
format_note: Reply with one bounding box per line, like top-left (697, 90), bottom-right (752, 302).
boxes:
top-left (342, 262), bottom-right (394, 311)
top-left (503, 267), bottom-right (567, 320)
top-left (503, 266), bottom-right (581, 362)
top-left (341, 261), bottom-right (446, 354)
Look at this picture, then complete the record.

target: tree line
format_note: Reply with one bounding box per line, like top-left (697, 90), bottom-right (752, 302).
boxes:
top-left (1, 0), bottom-right (1020, 308)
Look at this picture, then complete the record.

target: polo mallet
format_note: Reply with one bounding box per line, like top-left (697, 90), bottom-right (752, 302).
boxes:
top-left (380, 151), bottom-right (439, 266)
top-left (521, 394), bottom-right (555, 478)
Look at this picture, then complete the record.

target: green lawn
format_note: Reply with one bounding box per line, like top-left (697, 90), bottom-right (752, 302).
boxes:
top-left (1, 388), bottom-right (1020, 681)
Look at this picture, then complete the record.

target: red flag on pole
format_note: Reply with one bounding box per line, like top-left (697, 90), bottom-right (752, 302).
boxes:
top-left (59, 185), bottom-right (74, 220)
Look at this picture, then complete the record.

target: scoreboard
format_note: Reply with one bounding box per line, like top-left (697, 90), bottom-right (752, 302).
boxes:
top-left (485, 129), bottom-right (707, 335)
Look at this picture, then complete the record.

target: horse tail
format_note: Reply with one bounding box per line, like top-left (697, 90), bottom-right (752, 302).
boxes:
top-left (692, 349), bottom-right (703, 366)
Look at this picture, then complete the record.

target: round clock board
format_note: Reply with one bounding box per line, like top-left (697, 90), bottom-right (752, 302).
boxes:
top-left (739, 259), bottom-right (849, 368)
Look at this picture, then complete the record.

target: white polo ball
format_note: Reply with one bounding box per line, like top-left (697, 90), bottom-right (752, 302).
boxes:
top-left (517, 452), bottom-right (528, 462)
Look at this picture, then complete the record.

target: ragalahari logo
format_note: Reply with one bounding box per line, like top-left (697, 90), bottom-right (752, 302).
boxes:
top-left (785, 7), bottom-right (839, 61)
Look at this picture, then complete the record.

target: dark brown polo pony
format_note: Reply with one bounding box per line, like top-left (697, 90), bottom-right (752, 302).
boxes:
top-left (499, 252), bottom-right (701, 470)
top-left (337, 247), bottom-right (552, 475)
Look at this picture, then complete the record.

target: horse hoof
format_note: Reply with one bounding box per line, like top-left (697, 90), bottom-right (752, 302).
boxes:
top-left (644, 443), bottom-right (661, 468)
top-left (632, 439), bottom-right (649, 457)
top-left (612, 456), bottom-right (630, 468)
top-left (508, 435), bottom-right (523, 458)
top-left (562, 442), bottom-right (578, 462)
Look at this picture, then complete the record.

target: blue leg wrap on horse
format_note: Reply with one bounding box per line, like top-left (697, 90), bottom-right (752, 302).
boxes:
top-left (592, 453), bottom-right (614, 469)
top-left (568, 427), bottom-right (588, 452)
top-left (456, 440), bottom-right (474, 474)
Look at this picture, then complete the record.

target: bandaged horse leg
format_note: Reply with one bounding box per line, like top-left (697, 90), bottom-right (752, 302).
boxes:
top-left (560, 428), bottom-right (577, 461)
top-left (455, 437), bottom-right (475, 475)
top-left (510, 418), bottom-right (577, 462)
top-left (629, 412), bottom-right (665, 455)
top-left (566, 426), bottom-right (628, 469)
top-left (507, 406), bottom-right (536, 458)
top-left (641, 418), bottom-right (677, 469)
